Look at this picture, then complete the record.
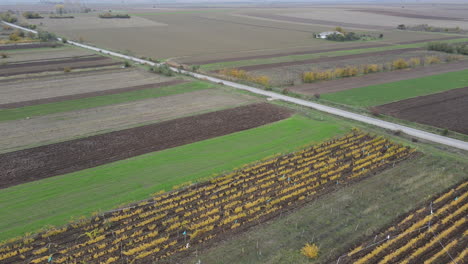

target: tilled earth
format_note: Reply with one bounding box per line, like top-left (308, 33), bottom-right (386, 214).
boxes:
top-left (0, 103), bottom-right (292, 189)
top-left (375, 86), bottom-right (468, 135)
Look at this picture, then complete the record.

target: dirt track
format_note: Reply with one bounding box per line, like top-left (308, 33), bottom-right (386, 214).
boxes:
top-left (0, 80), bottom-right (186, 109)
top-left (0, 103), bottom-right (292, 189)
top-left (375, 87), bottom-right (468, 135)
top-left (233, 48), bottom-right (422, 71)
top-left (290, 60), bottom-right (468, 95)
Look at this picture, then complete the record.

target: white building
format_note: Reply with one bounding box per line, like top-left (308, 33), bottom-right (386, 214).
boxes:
top-left (315, 31), bottom-right (344, 39)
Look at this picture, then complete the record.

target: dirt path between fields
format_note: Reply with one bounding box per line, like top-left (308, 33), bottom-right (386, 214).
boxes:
top-left (290, 60), bottom-right (468, 95)
top-left (233, 48), bottom-right (422, 71)
top-left (0, 80), bottom-right (187, 109)
top-left (0, 89), bottom-right (258, 153)
top-left (0, 103), bottom-right (291, 189)
top-left (375, 87), bottom-right (468, 135)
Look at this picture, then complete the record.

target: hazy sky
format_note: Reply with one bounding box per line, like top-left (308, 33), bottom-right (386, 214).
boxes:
top-left (5, 0), bottom-right (468, 3)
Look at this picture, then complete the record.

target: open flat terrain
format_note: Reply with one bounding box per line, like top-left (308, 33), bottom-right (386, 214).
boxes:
top-left (0, 88), bottom-right (256, 152)
top-left (0, 103), bottom-right (292, 189)
top-left (0, 68), bottom-right (174, 106)
top-left (375, 87), bottom-right (468, 135)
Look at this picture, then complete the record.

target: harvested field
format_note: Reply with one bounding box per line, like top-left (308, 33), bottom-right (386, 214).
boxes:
top-left (0, 46), bottom-right (93, 63)
top-left (0, 55), bottom-right (120, 77)
top-left (290, 60), bottom-right (468, 95)
top-left (0, 131), bottom-right (415, 263)
top-left (0, 80), bottom-right (186, 109)
top-left (337, 180), bottom-right (468, 264)
top-left (0, 103), bottom-right (292, 189)
top-left (0, 89), bottom-right (257, 152)
top-left (375, 87), bottom-right (468, 135)
top-left (245, 13), bottom-right (391, 30)
top-left (351, 9), bottom-right (466, 21)
top-left (0, 68), bottom-right (174, 105)
top-left (233, 48), bottom-right (422, 72)
top-left (184, 43), bottom-right (390, 65)
top-left (0, 42), bottom-right (61, 50)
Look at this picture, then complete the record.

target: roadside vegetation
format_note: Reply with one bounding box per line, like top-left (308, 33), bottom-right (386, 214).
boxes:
top-left (219, 68), bottom-right (271, 87)
top-left (0, 12), bottom-right (18, 23)
top-left (99, 12), bottom-right (131, 19)
top-left (428, 42), bottom-right (468, 55)
top-left (22, 12), bottom-right (43, 19)
top-left (302, 54), bottom-right (462, 83)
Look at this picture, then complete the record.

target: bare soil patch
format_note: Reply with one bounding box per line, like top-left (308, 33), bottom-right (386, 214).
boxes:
top-left (290, 60), bottom-right (468, 95)
top-left (351, 9), bottom-right (466, 21)
top-left (0, 80), bottom-right (187, 109)
top-left (233, 48), bottom-right (422, 71)
top-left (0, 55), bottom-right (120, 76)
top-left (0, 89), bottom-right (257, 153)
top-left (245, 13), bottom-right (391, 30)
top-left (0, 103), bottom-right (292, 189)
top-left (0, 68), bottom-right (174, 105)
top-left (0, 42), bottom-right (61, 50)
top-left (375, 87), bottom-right (468, 135)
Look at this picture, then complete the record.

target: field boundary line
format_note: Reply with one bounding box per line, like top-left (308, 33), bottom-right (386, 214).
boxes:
top-left (4, 21), bottom-right (468, 151)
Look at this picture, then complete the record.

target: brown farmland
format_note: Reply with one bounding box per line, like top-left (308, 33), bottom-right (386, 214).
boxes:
top-left (0, 103), bottom-right (292, 189)
top-left (375, 87), bottom-right (468, 135)
top-left (289, 60), bottom-right (468, 95)
top-left (0, 42), bottom-right (61, 50)
top-left (245, 13), bottom-right (391, 30)
top-left (351, 9), bottom-right (466, 21)
top-left (232, 48), bottom-right (422, 72)
top-left (0, 80), bottom-right (187, 109)
top-left (0, 55), bottom-right (120, 77)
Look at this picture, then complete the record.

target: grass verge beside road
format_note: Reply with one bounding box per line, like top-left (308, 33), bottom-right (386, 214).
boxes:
top-left (0, 81), bottom-right (213, 122)
top-left (321, 69), bottom-right (468, 107)
top-left (0, 115), bottom-right (347, 241)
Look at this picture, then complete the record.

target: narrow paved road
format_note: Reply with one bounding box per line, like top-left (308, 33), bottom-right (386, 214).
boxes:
top-left (4, 21), bottom-right (468, 151)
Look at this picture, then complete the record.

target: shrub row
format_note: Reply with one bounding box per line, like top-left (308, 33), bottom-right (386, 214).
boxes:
top-left (219, 68), bottom-right (271, 87)
top-left (428, 42), bottom-right (468, 55)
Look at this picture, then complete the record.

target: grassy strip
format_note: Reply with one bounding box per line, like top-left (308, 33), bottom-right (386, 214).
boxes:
top-left (190, 154), bottom-right (468, 264)
top-left (200, 38), bottom-right (468, 71)
top-left (0, 81), bottom-right (213, 122)
top-left (321, 69), bottom-right (468, 107)
top-left (0, 115), bottom-right (346, 241)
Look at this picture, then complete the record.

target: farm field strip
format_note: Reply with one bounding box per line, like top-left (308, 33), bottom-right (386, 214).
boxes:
top-left (0, 131), bottom-right (415, 263)
top-left (0, 68), bottom-right (174, 105)
top-left (0, 46), bottom-right (93, 63)
top-left (375, 86), bottom-right (468, 135)
top-left (0, 42), bottom-right (61, 50)
top-left (338, 181), bottom-right (468, 264)
top-left (290, 60), bottom-right (468, 95)
top-left (0, 81), bottom-right (212, 122)
top-left (244, 13), bottom-right (391, 30)
top-left (0, 54), bottom-right (102, 69)
top-left (0, 103), bottom-right (292, 189)
top-left (233, 48), bottom-right (423, 72)
top-left (185, 35), bottom-right (461, 65)
top-left (200, 38), bottom-right (468, 71)
top-left (0, 79), bottom-right (187, 109)
top-left (321, 69), bottom-right (468, 107)
top-left (0, 115), bottom-right (344, 241)
top-left (0, 57), bottom-right (120, 77)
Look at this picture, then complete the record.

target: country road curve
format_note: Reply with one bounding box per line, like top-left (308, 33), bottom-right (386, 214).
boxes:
top-left (3, 21), bottom-right (468, 151)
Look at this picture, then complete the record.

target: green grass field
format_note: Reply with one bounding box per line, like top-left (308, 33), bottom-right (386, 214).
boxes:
top-left (0, 115), bottom-right (347, 241)
top-left (321, 69), bottom-right (468, 107)
top-left (0, 81), bottom-right (213, 122)
top-left (200, 38), bottom-right (468, 71)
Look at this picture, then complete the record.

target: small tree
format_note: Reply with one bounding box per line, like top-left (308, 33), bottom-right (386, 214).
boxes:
top-left (335, 26), bottom-right (345, 33)
top-left (37, 30), bottom-right (57, 42)
top-left (55, 5), bottom-right (65, 16)
top-left (397, 24), bottom-right (406, 30)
